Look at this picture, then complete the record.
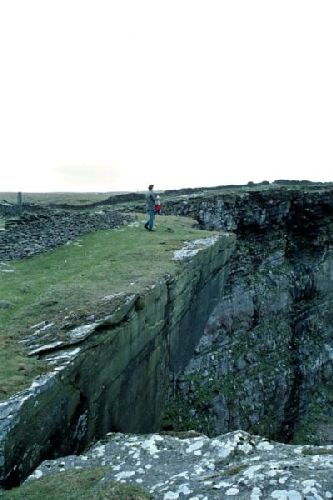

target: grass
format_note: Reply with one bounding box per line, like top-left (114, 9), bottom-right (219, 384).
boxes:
top-left (159, 430), bottom-right (205, 439)
top-left (302, 447), bottom-right (333, 456)
top-left (0, 215), bottom-right (216, 400)
top-left (0, 467), bottom-right (152, 499)
top-left (220, 464), bottom-right (248, 477)
top-left (292, 384), bottom-right (333, 446)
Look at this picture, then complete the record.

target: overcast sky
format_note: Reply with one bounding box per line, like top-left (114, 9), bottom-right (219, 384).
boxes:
top-left (1, 1), bottom-right (332, 192)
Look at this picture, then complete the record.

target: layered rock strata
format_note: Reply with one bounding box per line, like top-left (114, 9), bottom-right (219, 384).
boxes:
top-left (0, 232), bottom-right (235, 488)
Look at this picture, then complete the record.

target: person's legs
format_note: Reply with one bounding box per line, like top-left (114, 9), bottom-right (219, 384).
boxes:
top-left (145, 210), bottom-right (151, 229)
top-left (148, 210), bottom-right (155, 230)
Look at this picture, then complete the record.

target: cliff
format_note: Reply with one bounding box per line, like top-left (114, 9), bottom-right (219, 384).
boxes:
top-left (0, 227), bottom-right (234, 488)
top-left (1, 184), bottom-right (333, 496)
top-left (162, 186), bottom-right (333, 445)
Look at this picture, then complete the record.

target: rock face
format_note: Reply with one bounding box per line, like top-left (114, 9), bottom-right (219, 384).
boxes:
top-left (27, 430), bottom-right (333, 499)
top-left (163, 187), bottom-right (333, 445)
top-left (2, 185), bottom-right (333, 493)
top-left (0, 233), bottom-right (235, 488)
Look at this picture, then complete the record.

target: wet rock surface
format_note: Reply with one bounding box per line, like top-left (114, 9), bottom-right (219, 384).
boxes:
top-left (27, 430), bottom-right (333, 499)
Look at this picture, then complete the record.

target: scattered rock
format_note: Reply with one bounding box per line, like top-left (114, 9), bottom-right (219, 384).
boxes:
top-left (26, 430), bottom-right (333, 499)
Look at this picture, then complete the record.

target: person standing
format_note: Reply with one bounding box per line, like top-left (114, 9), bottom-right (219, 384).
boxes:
top-left (145, 184), bottom-right (156, 231)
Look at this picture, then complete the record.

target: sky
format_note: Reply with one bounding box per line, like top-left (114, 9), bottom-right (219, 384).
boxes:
top-left (0, 1), bottom-right (332, 193)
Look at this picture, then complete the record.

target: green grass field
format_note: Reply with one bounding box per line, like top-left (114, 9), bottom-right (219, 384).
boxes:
top-left (0, 215), bottom-right (215, 400)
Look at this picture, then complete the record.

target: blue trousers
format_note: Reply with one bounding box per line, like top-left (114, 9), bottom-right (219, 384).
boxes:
top-left (146, 210), bottom-right (155, 230)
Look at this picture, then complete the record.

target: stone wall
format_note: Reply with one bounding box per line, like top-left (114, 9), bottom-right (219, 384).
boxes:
top-left (0, 203), bottom-right (19, 217)
top-left (0, 209), bottom-right (132, 261)
top-left (0, 232), bottom-right (235, 487)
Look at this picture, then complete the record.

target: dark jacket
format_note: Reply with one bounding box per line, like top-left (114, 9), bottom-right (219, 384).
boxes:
top-left (146, 190), bottom-right (156, 211)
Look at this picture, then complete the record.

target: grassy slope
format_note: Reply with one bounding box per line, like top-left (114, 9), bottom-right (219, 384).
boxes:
top-left (0, 215), bottom-right (215, 400)
top-left (0, 468), bottom-right (152, 499)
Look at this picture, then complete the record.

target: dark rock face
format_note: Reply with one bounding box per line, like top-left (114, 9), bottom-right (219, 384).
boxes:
top-left (0, 209), bottom-right (132, 260)
top-left (26, 430), bottom-right (333, 499)
top-left (163, 187), bottom-right (333, 445)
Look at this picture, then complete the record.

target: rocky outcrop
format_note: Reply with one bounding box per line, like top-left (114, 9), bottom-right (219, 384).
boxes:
top-left (25, 430), bottom-right (333, 499)
top-left (0, 232), bottom-right (235, 488)
top-left (163, 187), bottom-right (333, 445)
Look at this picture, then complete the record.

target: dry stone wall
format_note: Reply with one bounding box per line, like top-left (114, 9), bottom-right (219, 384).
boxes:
top-left (0, 209), bottom-right (132, 261)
